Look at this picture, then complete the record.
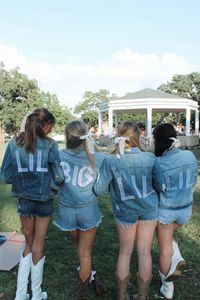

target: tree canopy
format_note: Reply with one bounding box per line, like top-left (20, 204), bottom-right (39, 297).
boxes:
top-left (158, 72), bottom-right (200, 104)
top-left (158, 72), bottom-right (200, 127)
top-left (0, 63), bottom-right (74, 135)
top-left (74, 89), bottom-right (114, 128)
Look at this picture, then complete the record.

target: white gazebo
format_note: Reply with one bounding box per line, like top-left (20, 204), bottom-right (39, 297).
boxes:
top-left (98, 88), bottom-right (199, 138)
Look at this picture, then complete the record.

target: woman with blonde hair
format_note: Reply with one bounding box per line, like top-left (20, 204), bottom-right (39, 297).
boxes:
top-left (94, 121), bottom-right (164, 300)
top-left (54, 120), bottom-right (107, 300)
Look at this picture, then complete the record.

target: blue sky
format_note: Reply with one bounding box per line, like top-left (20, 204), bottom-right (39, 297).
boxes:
top-left (0, 0), bottom-right (199, 108)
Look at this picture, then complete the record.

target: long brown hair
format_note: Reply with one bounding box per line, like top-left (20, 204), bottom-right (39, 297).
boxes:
top-left (112, 121), bottom-right (143, 154)
top-left (64, 120), bottom-right (95, 167)
top-left (16, 108), bottom-right (55, 153)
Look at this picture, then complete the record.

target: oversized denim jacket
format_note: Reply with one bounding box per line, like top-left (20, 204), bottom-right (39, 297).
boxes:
top-left (58, 149), bottom-right (105, 207)
top-left (1, 137), bottom-right (64, 201)
top-left (93, 147), bottom-right (165, 217)
top-left (158, 148), bottom-right (198, 209)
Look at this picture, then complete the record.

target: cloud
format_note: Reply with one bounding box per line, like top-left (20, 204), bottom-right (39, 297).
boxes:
top-left (0, 44), bottom-right (198, 109)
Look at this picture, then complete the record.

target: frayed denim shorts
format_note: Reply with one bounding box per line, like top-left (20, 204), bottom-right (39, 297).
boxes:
top-left (54, 202), bottom-right (101, 231)
top-left (158, 205), bottom-right (192, 225)
top-left (17, 198), bottom-right (54, 217)
top-left (115, 207), bottom-right (158, 225)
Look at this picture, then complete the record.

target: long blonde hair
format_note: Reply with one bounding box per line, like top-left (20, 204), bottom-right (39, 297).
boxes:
top-left (112, 121), bottom-right (143, 154)
top-left (64, 120), bottom-right (95, 167)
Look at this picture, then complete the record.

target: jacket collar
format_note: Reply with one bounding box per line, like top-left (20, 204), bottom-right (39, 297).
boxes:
top-left (162, 147), bottom-right (181, 156)
top-left (125, 147), bottom-right (141, 154)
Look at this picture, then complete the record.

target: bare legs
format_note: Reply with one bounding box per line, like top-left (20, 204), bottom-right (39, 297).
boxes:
top-left (116, 223), bottom-right (136, 280)
top-left (136, 221), bottom-right (157, 281)
top-left (157, 222), bottom-right (182, 275)
top-left (116, 220), bottom-right (156, 281)
top-left (69, 228), bottom-right (96, 282)
top-left (20, 215), bottom-right (51, 263)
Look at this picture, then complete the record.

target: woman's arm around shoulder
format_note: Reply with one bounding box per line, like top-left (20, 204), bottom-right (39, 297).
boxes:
top-left (152, 155), bottom-right (166, 192)
top-left (48, 142), bottom-right (64, 188)
top-left (93, 156), bottom-right (113, 196)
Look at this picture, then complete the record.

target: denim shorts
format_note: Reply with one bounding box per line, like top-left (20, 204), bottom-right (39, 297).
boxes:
top-left (158, 205), bottom-right (192, 225)
top-left (53, 202), bottom-right (101, 231)
top-left (115, 207), bottom-right (158, 225)
top-left (17, 198), bottom-right (54, 217)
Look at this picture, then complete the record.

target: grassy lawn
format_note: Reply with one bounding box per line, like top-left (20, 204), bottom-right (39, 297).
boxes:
top-left (0, 144), bottom-right (200, 299)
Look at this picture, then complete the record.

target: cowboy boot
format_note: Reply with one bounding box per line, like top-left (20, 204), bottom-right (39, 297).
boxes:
top-left (115, 272), bottom-right (131, 300)
top-left (133, 273), bottom-right (152, 300)
top-left (165, 240), bottom-right (186, 282)
top-left (75, 275), bottom-right (90, 300)
top-left (90, 268), bottom-right (108, 296)
top-left (14, 252), bottom-right (32, 300)
top-left (31, 256), bottom-right (47, 300)
top-left (159, 271), bottom-right (174, 300)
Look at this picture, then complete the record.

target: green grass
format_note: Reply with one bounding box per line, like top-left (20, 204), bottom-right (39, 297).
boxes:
top-left (0, 144), bottom-right (200, 299)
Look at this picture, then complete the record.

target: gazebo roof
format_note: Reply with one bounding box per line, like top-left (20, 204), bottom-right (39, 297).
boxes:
top-left (99, 87), bottom-right (198, 113)
top-left (119, 88), bottom-right (186, 100)
top-left (98, 87), bottom-right (199, 138)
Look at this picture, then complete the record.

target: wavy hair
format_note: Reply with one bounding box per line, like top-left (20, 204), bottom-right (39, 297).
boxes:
top-left (112, 121), bottom-right (143, 154)
top-left (64, 120), bottom-right (96, 167)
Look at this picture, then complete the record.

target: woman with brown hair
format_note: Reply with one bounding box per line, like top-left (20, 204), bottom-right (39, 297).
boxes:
top-left (1, 108), bottom-right (64, 300)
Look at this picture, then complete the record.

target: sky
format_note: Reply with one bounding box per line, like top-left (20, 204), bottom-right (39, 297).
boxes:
top-left (0, 0), bottom-right (199, 109)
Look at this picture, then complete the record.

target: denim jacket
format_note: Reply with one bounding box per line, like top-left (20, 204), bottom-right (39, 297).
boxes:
top-left (1, 137), bottom-right (64, 201)
top-left (93, 147), bottom-right (165, 216)
top-left (58, 149), bottom-right (105, 207)
top-left (158, 148), bottom-right (198, 209)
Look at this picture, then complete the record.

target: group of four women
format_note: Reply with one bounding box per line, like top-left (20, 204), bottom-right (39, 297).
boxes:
top-left (1, 108), bottom-right (198, 300)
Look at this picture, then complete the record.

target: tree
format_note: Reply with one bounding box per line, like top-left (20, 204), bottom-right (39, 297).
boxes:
top-left (158, 72), bottom-right (200, 104)
top-left (158, 72), bottom-right (200, 128)
top-left (117, 112), bottom-right (164, 127)
top-left (0, 63), bottom-right (74, 135)
top-left (74, 89), bottom-right (113, 128)
top-left (0, 63), bottom-right (40, 135)
top-left (36, 92), bottom-right (74, 133)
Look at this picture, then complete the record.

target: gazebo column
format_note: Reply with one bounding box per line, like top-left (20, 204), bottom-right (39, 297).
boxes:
top-left (185, 108), bottom-right (191, 136)
top-left (108, 107), bottom-right (113, 136)
top-left (98, 110), bottom-right (102, 135)
top-left (176, 112), bottom-right (181, 123)
top-left (146, 107), bottom-right (152, 137)
top-left (114, 113), bottom-right (118, 128)
top-left (195, 109), bottom-right (199, 135)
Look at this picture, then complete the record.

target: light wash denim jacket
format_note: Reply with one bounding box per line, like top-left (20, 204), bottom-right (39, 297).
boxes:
top-left (93, 147), bottom-right (165, 217)
top-left (158, 148), bottom-right (198, 209)
top-left (58, 149), bottom-right (105, 207)
top-left (1, 137), bottom-right (64, 201)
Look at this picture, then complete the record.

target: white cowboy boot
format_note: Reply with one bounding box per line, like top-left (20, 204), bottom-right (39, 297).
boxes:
top-left (159, 271), bottom-right (174, 300)
top-left (14, 252), bottom-right (32, 300)
top-left (165, 240), bottom-right (186, 282)
top-left (31, 256), bottom-right (47, 300)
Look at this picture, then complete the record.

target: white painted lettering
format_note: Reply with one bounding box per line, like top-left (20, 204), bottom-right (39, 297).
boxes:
top-left (60, 161), bottom-right (71, 183)
top-left (16, 151), bottom-right (28, 172)
top-left (117, 177), bottom-right (135, 201)
top-left (36, 150), bottom-right (48, 172)
top-left (16, 151), bottom-right (48, 173)
top-left (78, 166), bottom-right (94, 187)
top-left (60, 162), bottom-right (95, 187)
